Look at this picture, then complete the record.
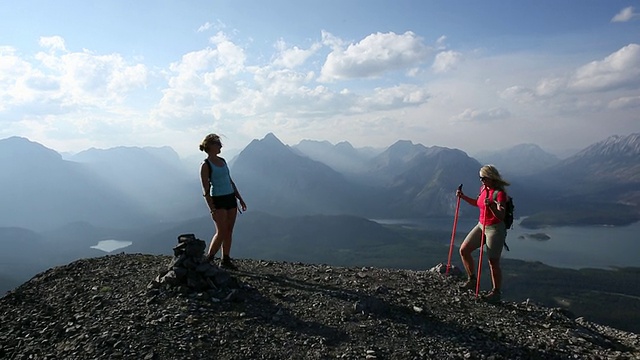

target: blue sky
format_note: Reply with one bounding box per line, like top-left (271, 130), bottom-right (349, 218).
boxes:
top-left (1, 1), bottom-right (639, 157)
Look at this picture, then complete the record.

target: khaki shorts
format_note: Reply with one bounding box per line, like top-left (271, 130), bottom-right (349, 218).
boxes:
top-left (462, 221), bottom-right (506, 259)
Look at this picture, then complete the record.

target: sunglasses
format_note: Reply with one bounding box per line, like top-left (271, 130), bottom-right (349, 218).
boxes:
top-left (479, 176), bottom-right (489, 181)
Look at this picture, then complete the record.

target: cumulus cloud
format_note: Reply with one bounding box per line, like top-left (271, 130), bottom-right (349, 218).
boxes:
top-left (498, 43), bottom-right (640, 110)
top-left (153, 30), bottom-right (434, 134)
top-left (499, 86), bottom-right (536, 104)
top-left (611, 7), bottom-right (637, 22)
top-left (568, 43), bottom-right (640, 92)
top-left (319, 31), bottom-right (430, 82)
top-left (357, 85), bottom-right (428, 111)
top-left (272, 39), bottom-right (322, 68)
top-left (0, 35), bottom-right (149, 142)
top-left (36, 50), bottom-right (148, 106)
top-left (154, 32), bottom-right (248, 128)
top-left (432, 50), bottom-right (462, 73)
top-left (39, 36), bottom-right (66, 52)
top-left (452, 107), bottom-right (511, 123)
top-left (608, 95), bottom-right (640, 109)
top-left (535, 77), bottom-right (566, 97)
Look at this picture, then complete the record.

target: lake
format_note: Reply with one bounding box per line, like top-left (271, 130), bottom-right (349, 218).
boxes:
top-left (90, 239), bottom-right (133, 253)
top-left (374, 217), bottom-right (640, 270)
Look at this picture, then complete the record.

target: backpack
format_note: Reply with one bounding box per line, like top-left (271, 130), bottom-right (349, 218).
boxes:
top-left (493, 190), bottom-right (514, 251)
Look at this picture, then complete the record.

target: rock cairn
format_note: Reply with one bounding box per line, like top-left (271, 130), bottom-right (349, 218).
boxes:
top-left (146, 234), bottom-right (241, 303)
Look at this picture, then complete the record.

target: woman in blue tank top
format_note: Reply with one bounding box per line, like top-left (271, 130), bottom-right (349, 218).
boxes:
top-left (199, 133), bottom-right (247, 270)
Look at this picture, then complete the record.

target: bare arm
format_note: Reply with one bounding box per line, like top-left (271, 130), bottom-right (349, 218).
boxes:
top-left (231, 179), bottom-right (247, 211)
top-left (457, 190), bottom-right (479, 207)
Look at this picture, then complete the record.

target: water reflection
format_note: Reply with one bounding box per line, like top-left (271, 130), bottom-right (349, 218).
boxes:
top-left (90, 239), bottom-right (132, 253)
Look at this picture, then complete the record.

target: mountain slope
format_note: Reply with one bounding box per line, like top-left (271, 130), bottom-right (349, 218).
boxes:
top-left (1, 254), bottom-right (638, 359)
top-left (475, 143), bottom-right (560, 176)
top-left (70, 146), bottom-right (200, 221)
top-left (365, 141), bottom-right (482, 217)
top-left (517, 133), bottom-right (640, 227)
top-left (231, 133), bottom-right (378, 217)
top-left (0, 137), bottom-right (149, 230)
top-left (292, 139), bottom-right (373, 174)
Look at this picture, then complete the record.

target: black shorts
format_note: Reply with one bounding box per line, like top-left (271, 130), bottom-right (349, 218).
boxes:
top-left (211, 193), bottom-right (237, 210)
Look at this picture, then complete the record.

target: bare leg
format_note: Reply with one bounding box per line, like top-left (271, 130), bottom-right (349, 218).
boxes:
top-left (207, 210), bottom-right (231, 259)
top-left (459, 224), bottom-right (482, 278)
top-left (488, 257), bottom-right (502, 290)
top-left (221, 208), bottom-right (238, 257)
top-left (459, 244), bottom-right (475, 278)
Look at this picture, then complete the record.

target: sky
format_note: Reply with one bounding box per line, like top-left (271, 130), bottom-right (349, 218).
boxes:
top-left (1, 0), bottom-right (640, 158)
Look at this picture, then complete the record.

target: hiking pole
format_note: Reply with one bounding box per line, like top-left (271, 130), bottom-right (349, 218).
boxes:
top-left (475, 187), bottom-right (489, 299)
top-left (446, 184), bottom-right (463, 275)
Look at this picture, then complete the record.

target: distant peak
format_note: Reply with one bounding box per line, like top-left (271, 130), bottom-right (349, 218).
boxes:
top-left (576, 133), bottom-right (640, 158)
top-left (335, 141), bottom-right (354, 150)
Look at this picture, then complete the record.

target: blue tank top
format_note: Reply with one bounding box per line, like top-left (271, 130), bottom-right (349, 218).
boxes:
top-left (207, 159), bottom-right (234, 196)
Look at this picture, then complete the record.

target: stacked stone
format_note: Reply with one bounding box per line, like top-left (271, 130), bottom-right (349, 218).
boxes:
top-left (147, 234), bottom-right (240, 302)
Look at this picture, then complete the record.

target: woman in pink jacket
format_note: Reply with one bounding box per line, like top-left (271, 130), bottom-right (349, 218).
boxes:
top-left (456, 164), bottom-right (510, 303)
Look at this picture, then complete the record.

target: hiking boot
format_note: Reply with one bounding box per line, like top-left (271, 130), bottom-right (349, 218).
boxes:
top-left (483, 289), bottom-right (501, 304)
top-left (220, 257), bottom-right (238, 270)
top-left (459, 277), bottom-right (476, 290)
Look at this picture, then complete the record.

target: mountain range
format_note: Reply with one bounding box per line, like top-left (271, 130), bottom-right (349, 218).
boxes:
top-left (1, 132), bottom-right (639, 293)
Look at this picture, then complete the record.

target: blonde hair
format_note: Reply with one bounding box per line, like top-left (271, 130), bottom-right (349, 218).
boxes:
top-left (199, 133), bottom-right (222, 152)
top-left (480, 164), bottom-right (510, 189)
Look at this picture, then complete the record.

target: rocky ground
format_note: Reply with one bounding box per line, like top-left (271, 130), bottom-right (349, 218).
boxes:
top-left (1, 253), bottom-right (639, 360)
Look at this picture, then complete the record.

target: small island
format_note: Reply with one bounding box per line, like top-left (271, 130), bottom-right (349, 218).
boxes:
top-left (518, 233), bottom-right (551, 241)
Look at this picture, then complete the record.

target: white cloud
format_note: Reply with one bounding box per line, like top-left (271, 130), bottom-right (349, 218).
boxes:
top-left (569, 43), bottom-right (640, 92)
top-left (319, 31), bottom-right (430, 82)
top-left (608, 95), bottom-right (640, 109)
top-left (152, 30), bottom-right (434, 138)
top-left (535, 77), bottom-right (566, 97)
top-left (198, 22), bottom-right (213, 32)
top-left (432, 50), bottom-right (462, 73)
top-left (611, 6), bottom-right (637, 22)
top-left (436, 35), bottom-right (447, 50)
top-left (272, 39), bottom-right (321, 68)
top-left (452, 107), bottom-right (511, 123)
top-left (499, 86), bottom-right (536, 104)
top-left (154, 32), bottom-right (247, 128)
top-left (358, 85), bottom-right (428, 111)
top-left (38, 36), bottom-right (66, 52)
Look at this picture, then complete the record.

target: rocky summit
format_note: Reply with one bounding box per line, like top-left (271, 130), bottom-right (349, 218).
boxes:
top-left (1, 250), bottom-right (639, 360)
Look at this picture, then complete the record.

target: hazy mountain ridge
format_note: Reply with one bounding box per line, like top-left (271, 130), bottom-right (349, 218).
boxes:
top-left (3, 133), bottom-right (639, 231)
top-left (516, 133), bottom-right (640, 227)
top-left (534, 133), bottom-right (640, 200)
top-left (379, 145), bottom-right (482, 217)
top-left (475, 143), bottom-right (560, 176)
top-left (69, 145), bottom-right (201, 220)
top-left (232, 133), bottom-right (380, 217)
top-left (0, 137), bottom-right (151, 230)
top-left (557, 133), bottom-right (640, 184)
top-left (2, 134), bottom-right (640, 334)
top-left (292, 139), bottom-right (375, 175)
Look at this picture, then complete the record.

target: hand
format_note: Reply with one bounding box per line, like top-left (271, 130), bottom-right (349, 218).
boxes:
top-left (239, 199), bottom-right (247, 212)
top-left (456, 190), bottom-right (463, 198)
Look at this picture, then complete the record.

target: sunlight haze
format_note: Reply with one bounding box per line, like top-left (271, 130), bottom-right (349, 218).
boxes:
top-left (1, 0), bottom-right (639, 157)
